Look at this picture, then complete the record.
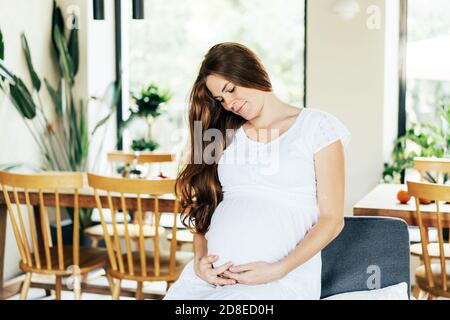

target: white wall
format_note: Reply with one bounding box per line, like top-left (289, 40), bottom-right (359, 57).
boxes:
top-left (0, 0), bottom-right (57, 168)
top-left (0, 0), bottom-right (57, 281)
top-left (307, 0), bottom-right (399, 215)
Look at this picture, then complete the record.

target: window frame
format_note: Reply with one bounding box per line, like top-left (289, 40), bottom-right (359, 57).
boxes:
top-left (398, 0), bottom-right (407, 139)
top-left (113, 0), bottom-right (308, 149)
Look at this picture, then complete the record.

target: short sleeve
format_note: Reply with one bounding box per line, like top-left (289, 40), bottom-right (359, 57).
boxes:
top-left (310, 110), bottom-right (352, 154)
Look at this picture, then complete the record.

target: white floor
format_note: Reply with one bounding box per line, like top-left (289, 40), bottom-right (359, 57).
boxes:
top-left (8, 288), bottom-right (136, 300)
top-left (6, 271), bottom-right (168, 300)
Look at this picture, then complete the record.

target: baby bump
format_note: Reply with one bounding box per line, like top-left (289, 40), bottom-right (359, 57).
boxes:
top-left (205, 194), bottom-right (318, 268)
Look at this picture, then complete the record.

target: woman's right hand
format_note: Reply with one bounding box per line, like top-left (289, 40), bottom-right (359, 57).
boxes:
top-left (194, 255), bottom-right (237, 286)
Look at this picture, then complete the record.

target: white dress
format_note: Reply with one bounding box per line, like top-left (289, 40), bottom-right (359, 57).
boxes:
top-left (164, 107), bottom-right (351, 300)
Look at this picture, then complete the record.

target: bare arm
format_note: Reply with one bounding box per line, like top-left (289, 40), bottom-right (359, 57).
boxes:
top-left (193, 233), bottom-right (208, 264)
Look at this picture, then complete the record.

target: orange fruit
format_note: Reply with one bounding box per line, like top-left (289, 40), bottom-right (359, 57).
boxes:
top-left (419, 198), bottom-right (433, 204)
top-left (397, 190), bottom-right (411, 204)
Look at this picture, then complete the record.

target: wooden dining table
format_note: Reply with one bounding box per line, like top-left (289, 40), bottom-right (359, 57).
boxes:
top-left (353, 183), bottom-right (450, 227)
top-left (0, 184), bottom-right (180, 299)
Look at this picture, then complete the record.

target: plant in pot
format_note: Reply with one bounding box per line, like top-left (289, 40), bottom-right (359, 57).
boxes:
top-left (124, 83), bottom-right (172, 152)
top-left (0, 3), bottom-right (120, 244)
top-left (382, 103), bottom-right (449, 184)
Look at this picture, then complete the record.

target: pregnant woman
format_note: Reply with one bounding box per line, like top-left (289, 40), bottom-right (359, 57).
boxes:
top-left (164, 42), bottom-right (351, 299)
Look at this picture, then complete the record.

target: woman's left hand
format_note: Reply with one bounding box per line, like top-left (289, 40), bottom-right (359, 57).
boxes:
top-left (221, 261), bottom-right (287, 285)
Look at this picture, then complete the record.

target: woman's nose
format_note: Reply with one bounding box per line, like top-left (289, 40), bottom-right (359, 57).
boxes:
top-left (224, 96), bottom-right (237, 111)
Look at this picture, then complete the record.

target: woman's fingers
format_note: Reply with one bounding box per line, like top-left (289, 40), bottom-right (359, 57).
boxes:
top-left (212, 277), bottom-right (237, 286)
top-left (203, 255), bottom-right (218, 263)
top-left (212, 261), bottom-right (234, 275)
top-left (222, 270), bottom-right (241, 280)
top-left (200, 255), bottom-right (218, 268)
top-left (229, 263), bottom-right (254, 273)
top-left (222, 271), bottom-right (247, 283)
top-left (196, 256), bottom-right (243, 286)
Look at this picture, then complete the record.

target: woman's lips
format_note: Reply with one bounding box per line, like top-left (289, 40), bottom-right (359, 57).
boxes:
top-left (235, 101), bottom-right (247, 114)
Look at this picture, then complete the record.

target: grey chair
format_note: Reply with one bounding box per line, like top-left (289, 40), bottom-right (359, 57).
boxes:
top-left (321, 216), bottom-right (410, 299)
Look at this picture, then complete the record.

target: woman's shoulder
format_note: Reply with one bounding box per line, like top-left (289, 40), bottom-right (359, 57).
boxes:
top-left (301, 106), bottom-right (352, 153)
top-left (301, 107), bottom-right (349, 129)
top-left (298, 107), bottom-right (330, 130)
top-left (302, 106), bottom-right (334, 120)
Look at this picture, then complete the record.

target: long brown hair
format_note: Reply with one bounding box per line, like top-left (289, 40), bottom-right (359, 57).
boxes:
top-left (176, 42), bottom-right (272, 234)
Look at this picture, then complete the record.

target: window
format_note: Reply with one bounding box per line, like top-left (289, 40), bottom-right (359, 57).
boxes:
top-left (120, 0), bottom-right (306, 159)
top-left (405, 0), bottom-right (450, 126)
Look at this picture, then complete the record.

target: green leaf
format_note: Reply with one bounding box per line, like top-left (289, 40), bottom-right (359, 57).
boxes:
top-left (0, 59), bottom-right (15, 82)
top-left (67, 15), bottom-right (79, 77)
top-left (9, 76), bottom-right (37, 119)
top-left (54, 26), bottom-right (75, 86)
top-left (0, 163), bottom-right (21, 171)
top-left (130, 82), bottom-right (171, 118)
top-left (131, 138), bottom-right (159, 152)
top-left (79, 99), bottom-right (88, 162)
top-left (0, 28), bottom-right (4, 60)
top-left (68, 95), bottom-right (81, 166)
top-left (91, 82), bottom-right (121, 135)
top-left (44, 79), bottom-right (62, 116)
top-left (20, 33), bottom-right (41, 92)
top-left (106, 81), bottom-right (122, 110)
top-left (91, 109), bottom-right (115, 136)
top-left (51, 1), bottom-right (64, 58)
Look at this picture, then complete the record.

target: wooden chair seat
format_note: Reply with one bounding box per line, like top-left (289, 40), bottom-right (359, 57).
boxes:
top-left (415, 263), bottom-right (450, 298)
top-left (20, 246), bottom-right (108, 276)
top-left (84, 223), bottom-right (166, 239)
top-left (107, 250), bottom-right (194, 282)
top-left (410, 243), bottom-right (450, 258)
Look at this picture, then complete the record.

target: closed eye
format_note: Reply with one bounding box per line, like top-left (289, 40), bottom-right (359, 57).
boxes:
top-left (216, 86), bottom-right (235, 103)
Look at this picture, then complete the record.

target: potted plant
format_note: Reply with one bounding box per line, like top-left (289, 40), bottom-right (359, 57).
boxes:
top-left (382, 104), bottom-right (449, 184)
top-left (0, 2), bottom-right (120, 237)
top-left (124, 83), bottom-right (172, 151)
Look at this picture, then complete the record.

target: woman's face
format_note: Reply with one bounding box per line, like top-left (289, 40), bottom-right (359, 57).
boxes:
top-left (205, 74), bottom-right (265, 120)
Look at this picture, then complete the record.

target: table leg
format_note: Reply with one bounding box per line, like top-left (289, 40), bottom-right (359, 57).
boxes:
top-left (0, 204), bottom-right (7, 295)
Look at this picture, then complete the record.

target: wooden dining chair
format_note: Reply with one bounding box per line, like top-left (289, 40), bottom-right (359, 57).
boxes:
top-left (0, 171), bottom-right (107, 300)
top-left (87, 173), bottom-right (194, 300)
top-left (107, 151), bottom-right (176, 178)
top-left (407, 181), bottom-right (450, 299)
top-left (107, 151), bottom-right (176, 165)
top-left (414, 157), bottom-right (450, 184)
top-left (410, 157), bottom-right (450, 259)
top-left (85, 151), bottom-right (177, 247)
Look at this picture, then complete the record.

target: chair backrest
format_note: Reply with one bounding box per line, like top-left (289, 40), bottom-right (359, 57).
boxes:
top-left (87, 173), bottom-right (180, 281)
top-left (414, 157), bottom-right (450, 184)
top-left (107, 151), bottom-right (176, 178)
top-left (321, 216), bottom-right (410, 299)
top-left (107, 151), bottom-right (175, 165)
top-left (407, 181), bottom-right (450, 291)
top-left (0, 171), bottom-right (83, 272)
